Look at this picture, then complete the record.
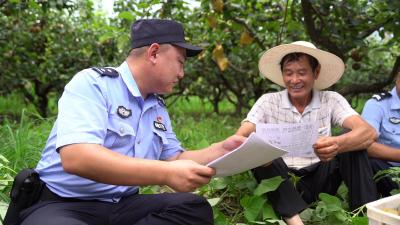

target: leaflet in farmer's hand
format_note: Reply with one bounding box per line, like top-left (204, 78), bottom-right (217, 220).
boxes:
top-left (206, 132), bottom-right (287, 177)
top-left (256, 123), bottom-right (319, 158)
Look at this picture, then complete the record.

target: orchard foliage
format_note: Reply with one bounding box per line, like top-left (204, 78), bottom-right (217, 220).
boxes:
top-left (0, 0), bottom-right (119, 116)
top-left (1, 0), bottom-right (399, 116)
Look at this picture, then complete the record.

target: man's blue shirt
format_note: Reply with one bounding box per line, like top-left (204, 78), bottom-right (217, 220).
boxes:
top-left (36, 61), bottom-right (183, 202)
top-left (362, 87), bottom-right (400, 166)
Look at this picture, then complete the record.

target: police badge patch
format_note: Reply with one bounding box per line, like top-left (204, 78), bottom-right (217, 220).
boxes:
top-left (389, 117), bottom-right (400, 124)
top-left (154, 121), bottom-right (167, 131)
top-left (117, 106), bottom-right (132, 118)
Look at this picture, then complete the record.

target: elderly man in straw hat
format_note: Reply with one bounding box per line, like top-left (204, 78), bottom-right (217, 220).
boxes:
top-left (236, 41), bottom-right (378, 224)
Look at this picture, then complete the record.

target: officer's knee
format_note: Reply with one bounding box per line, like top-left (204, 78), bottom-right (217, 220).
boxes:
top-left (171, 193), bottom-right (210, 207)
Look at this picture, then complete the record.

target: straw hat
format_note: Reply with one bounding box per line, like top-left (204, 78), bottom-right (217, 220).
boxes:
top-left (258, 41), bottom-right (345, 90)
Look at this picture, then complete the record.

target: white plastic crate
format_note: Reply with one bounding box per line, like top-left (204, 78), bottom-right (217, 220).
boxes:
top-left (366, 194), bottom-right (400, 225)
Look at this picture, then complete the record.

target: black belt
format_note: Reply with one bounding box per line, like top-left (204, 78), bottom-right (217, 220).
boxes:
top-left (39, 185), bottom-right (139, 203)
top-left (39, 185), bottom-right (90, 202)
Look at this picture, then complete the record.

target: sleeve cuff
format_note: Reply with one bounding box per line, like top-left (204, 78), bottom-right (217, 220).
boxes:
top-left (56, 132), bottom-right (103, 150)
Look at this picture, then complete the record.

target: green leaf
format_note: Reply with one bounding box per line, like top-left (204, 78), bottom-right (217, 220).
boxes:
top-left (299, 208), bottom-right (314, 222)
top-left (319, 193), bottom-right (342, 210)
top-left (333, 211), bottom-right (348, 222)
top-left (262, 202), bottom-right (278, 220)
top-left (254, 176), bottom-right (284, 196)
top-left (390, 188), bottom-right (400, 195)
top-left (139, 186), bottom-right (160, 194)
top-left (0, 154), bottom-right (9, 164)
top-left (117, 11), bottom-right (135, 21)
top-left (0, 201), bottom-right (8, 223)
top-left (99, 33), bottom-right (115, 43)
top-left (351, 216), bottom-right (368, 225)
top-left (240, 195), bottom-right (266, 222)
top-left (336, 183), bottom-right (348, 202)
top-left (213, 208), bottom-right (229, 225)
top-left (315, 204), bottom-right (327, 219)
top-left (209, 177), bottom-right (228, 190)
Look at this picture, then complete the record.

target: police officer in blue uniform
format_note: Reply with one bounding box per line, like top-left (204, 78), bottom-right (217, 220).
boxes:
top-left (18, 19), bottom-right (245, 225)
top-left (361, 74), bottom-right (400, 196)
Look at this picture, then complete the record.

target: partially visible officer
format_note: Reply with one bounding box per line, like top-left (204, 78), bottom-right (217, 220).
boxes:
top-left (13, 19), bottom-right (245, 225)
top-left (361, 73), bottom-right (400, 197)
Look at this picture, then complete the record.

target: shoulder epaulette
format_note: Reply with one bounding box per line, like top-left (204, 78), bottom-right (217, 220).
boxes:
top-left (91, 67), bottom-right (119, 78)
top-left (155, 94), bottom-right (166, 107)
top-left (372, 91), bottom-right (391, 101)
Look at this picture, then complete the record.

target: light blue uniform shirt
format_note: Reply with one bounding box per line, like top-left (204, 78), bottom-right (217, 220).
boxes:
top-left (362, 87), bottom-right (400, 166)
top-left (36, 61), bottom-right (183, 202)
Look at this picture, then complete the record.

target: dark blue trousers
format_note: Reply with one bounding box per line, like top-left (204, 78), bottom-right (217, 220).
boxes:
top-left (369, 158), bottom-right (399, 197)
top-left (19, 191), bottom-right (213, 225)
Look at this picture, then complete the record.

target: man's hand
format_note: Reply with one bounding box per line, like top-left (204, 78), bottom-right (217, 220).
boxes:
top-left (165, 160), bottom-right (216, 192)
top-left (313, 136), bottom-right (340, 161)
top-left (220, 135), bottom-right (247, 154)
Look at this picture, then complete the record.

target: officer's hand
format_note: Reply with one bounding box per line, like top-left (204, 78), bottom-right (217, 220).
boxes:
top-left (313, 136), bottom-right (340, 162)
top-left (220, 135), bottom-right (247, 154)
top-left (165, 160), bottom-right (215, 192)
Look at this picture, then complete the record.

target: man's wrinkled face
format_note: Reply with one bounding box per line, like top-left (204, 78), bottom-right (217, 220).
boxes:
top-left (282, 55), bottom-right (319, 102)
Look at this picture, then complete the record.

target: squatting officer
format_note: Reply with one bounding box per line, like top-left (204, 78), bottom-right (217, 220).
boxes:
top-left (18, 19), bottom-right (245, 225)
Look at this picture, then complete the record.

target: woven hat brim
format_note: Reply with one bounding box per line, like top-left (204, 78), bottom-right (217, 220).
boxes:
top-left (258, 44), bottom-right (345, 90)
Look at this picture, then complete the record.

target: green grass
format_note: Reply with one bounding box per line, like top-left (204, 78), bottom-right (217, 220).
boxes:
top-left (0, 94), bottom-right (382, 225)
top-left (167, 95), bottom-right (239, 118)
top-left (167, 96), bottom-right (243, 149)
top-left (0, 93), bottom-right (39, 122)
top-left (0, 109), bottom-right (54, 203)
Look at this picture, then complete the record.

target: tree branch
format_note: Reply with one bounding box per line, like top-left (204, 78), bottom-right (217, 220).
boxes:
top-left (228, 61), bottom-right (248, 74)
top-left (276, 0), bottom-right (290, 45)
top-left (358, 18), bottom-right (393, 40)
top-left (301, 0), bottom-right (345, 60)
top-left (339, 56), bottom-right (400, 96)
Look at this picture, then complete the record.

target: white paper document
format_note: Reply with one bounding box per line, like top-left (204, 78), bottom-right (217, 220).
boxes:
top-left (256, 123), bottom-right (319, 157)
top-left (206, 132), bottom-right (288, 177)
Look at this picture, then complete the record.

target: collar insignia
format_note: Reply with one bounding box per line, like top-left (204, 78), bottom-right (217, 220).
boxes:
top-left (372, 91), bottom-right (392, 101)
top-left (117, 106), bottom-right (132, 118)
top-left (91, 67), bottom-right (119, 78)
top-left (154, 121), bottom-right (167, 131)
top-left (389, 117), bottom-right (400, 124)
top-left (155, 94), bottom-right (166, 107)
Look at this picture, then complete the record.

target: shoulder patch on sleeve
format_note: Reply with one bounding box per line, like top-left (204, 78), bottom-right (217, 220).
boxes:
top-left (91, 67), bottom-right (119, 78)
top-left (372, 91), bottom-right (392, 101)
top-left (155, 94), bottom-right (166, 107)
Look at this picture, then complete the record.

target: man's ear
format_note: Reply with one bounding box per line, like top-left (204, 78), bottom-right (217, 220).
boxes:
top-left (147, 43), bottom-right (160, 64)
top-left (315, 64), bottom-right (321, 79)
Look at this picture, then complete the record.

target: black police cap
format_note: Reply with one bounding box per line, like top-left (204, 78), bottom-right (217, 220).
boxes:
top-left (130, 19), bottom-right (202, 57)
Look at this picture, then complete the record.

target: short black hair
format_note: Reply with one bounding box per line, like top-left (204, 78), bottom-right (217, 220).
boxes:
top-left (279, 52), bottom-right (319, 72)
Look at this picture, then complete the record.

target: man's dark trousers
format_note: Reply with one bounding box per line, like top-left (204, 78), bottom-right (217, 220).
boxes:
top-left (252, 150), bottom-right (378, 217)
top-left (20, 190), bottom-right (213, 225)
